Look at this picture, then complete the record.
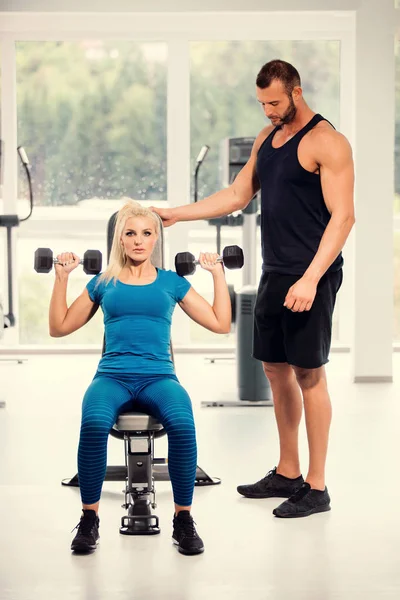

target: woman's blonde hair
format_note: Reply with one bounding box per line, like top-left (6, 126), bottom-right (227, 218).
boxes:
top-left (99, 199), bottom-right (160, 285)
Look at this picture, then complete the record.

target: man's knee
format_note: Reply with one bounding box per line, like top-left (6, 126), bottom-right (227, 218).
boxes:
top-left (262, 362), bottom-right (293, 384)
top-left (292, 366), bottom-right (325, 390)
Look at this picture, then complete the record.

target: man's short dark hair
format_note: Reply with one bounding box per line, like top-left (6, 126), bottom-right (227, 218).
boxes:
top-left (256, 60), bottom-right (301, 95)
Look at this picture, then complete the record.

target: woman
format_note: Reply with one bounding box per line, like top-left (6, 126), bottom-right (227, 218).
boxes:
top-left (49, 200), bottom-right (231, 556)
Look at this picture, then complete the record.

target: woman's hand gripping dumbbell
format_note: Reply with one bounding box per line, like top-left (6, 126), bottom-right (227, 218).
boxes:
top-left (175, 245), bottom-right (244, 277)
top-left (34, 248), bottom-right (102, 275)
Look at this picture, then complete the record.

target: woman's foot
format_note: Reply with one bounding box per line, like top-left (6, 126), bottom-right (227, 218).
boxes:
top-left (172, 511), bottom-right (204, 555)
top-left (71, 509), bottom-right (100, 552)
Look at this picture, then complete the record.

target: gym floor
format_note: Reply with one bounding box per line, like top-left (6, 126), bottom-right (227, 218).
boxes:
top-left (0, 352), bottom-right (399, 600)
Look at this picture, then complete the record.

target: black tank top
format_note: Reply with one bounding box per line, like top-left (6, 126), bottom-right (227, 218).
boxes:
top-left (256, 114), bottom-right (343, 275)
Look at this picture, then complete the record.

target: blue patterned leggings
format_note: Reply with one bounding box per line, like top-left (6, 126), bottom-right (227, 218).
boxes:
top-left (78, 373), bottom-right (197, 506)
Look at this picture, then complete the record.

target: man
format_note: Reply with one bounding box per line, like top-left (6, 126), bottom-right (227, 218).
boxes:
top-left (152, 59), bottom-right (355, 518)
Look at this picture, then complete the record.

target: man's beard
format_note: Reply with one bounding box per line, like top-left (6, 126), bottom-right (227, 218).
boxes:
top-left (278, 95), bottom-right (297, 125)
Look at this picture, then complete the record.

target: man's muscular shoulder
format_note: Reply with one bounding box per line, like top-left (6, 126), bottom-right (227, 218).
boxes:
top-left (307, 121), bottom-right (352, 166)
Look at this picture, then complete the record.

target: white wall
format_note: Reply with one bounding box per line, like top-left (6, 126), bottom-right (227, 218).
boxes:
top-left (353, 0), bottom-right (396, 382)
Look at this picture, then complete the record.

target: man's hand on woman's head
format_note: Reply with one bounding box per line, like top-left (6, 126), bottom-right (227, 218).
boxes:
top-left (150, 206), bottom-right (178, 227)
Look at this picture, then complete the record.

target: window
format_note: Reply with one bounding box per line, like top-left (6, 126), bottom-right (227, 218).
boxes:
top-left (17, 41), bottom-right (167, 206)
top-left (190, 40), bottom-right (340, 199)
top-left (16, 41), bottom-right (167, 344)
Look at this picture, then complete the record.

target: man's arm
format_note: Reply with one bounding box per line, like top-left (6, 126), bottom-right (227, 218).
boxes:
top-left (284, 130), bottom-right (355, 312)
top-left (151, 126), bottom-right (273, 226)
top-left (303, 130), bottom-right (355, 283)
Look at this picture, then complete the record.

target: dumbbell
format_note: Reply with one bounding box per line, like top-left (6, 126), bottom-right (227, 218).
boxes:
top-left (175, 245), bottom-right (244, 277)
top-left (34, 248), bottom-right (102, 275)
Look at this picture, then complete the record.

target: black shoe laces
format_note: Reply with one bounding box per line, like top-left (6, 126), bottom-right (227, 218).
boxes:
top-left (71, 513), bottom-right (97, 535)
top-left (289, 484), bottom-right (310, 503)
top-left (176, 514), bottom-right (197, 538)
top-left (264, 467), bottom-right (277, 479)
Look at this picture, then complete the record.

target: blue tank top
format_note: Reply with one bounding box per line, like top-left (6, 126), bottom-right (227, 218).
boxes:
top-left (256, 114), bottom-right (343, 275)
top-left (86, 269), bottom-right (191, 374)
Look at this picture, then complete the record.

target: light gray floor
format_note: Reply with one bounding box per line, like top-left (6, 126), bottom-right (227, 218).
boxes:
top-left (0, 352), bottom-right (399, 600)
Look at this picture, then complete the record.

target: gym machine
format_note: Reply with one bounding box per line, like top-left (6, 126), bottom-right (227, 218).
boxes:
top-left (197, 137), bottom-right (272, 406)
top-left (0, 144), bottom-right (33, 407)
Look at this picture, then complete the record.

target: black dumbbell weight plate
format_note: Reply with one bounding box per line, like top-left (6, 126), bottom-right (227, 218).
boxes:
top-left (83, 250), bottom-right (102, 275)
top-left (175, 251), bottom-right (197, 277)
top-left (34, 248), bottom-right (53, 273)
top-left (222, 245), bottom-right (244, 270)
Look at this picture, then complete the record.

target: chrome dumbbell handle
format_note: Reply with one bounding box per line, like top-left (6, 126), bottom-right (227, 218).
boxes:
top-left (193, 256), bottom-right (224, 266)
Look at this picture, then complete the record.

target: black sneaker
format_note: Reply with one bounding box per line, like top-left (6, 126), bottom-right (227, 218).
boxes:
top-left (237, 467), bottom-right (304, 499)
top-left (71, 509), bottom-right (100, 552)
top-left (273, 482), bottom-right (331, 518)
top-left (172, 511), bottom-right (204, 556)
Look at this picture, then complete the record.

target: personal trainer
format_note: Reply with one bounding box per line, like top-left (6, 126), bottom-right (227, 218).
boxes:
top-left (152, 59), bottom-right (355, 518)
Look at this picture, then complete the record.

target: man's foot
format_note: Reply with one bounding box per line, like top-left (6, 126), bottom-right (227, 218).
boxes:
top-left (172, 511), bottom-right (204, 555)
top-left (273, 483), bottom-right (331, 518)
top-left (71, 509), bottom-right (100, 552)
top-left (237, 467), bottom-right (304, 499)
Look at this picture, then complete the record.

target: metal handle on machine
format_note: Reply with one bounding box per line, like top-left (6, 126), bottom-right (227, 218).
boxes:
top-left (18, 146), bottom-right (34, 223)
top-left (193, 145), bottom-right (210, 203)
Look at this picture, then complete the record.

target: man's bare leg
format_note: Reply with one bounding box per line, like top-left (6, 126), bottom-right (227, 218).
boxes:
top-left (292, 365), bottom-right (331, 491)
top-left (262, 362), bottom-right (303, 479)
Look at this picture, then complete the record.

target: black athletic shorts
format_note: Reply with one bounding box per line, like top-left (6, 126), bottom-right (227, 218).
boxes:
top-left (253, 269), bottom-right (343, 369)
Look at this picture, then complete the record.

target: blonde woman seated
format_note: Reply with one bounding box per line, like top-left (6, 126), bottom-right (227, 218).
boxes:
top-left (49, 200), bottom-right (231, 555)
